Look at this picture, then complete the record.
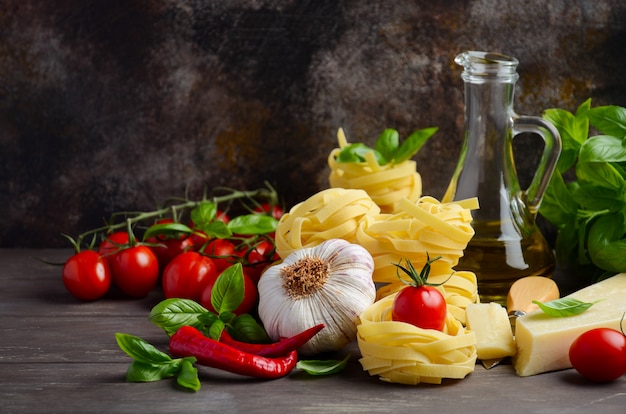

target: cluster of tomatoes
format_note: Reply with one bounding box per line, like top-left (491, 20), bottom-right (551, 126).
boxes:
top-left (62, 202), bottom-right (284, 316)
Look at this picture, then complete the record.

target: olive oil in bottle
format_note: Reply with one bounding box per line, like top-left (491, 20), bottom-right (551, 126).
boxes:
top-left (455, 221), bottom-right (555, 305)
top-left (443, 51), bottom-right (561, 304)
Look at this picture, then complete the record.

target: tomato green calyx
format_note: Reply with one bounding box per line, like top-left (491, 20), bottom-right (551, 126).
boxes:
top-left (393, 254), bottom-right (448, 288)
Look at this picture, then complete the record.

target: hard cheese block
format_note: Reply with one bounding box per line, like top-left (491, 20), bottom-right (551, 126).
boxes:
top-left (513, 273), bottom-right (626, 377)
top-left (466, 302), bottom-right (516, 360)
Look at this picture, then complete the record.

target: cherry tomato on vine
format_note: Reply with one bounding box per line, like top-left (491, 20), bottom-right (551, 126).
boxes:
top-left (188, 211), bottom-right (231, 248)
top-left (162, 251), bottom-right (218, 301)
top-left (200, 269), bottom-right (258, 315)
top-left (253, 203), bottom-right (284, 220)
top-left (98, 231), bottom-right (129, 265)
top-left (62, 250), bottom-right (111, 301)
top-left (391, 256), bottom-right (447, 331)
top-left (111, 245), bottom-right (159, 298)
top-left (569, 327), bottom-right (626, 382)
top-left (216, 210), bottom-right (231, 224)
top-left (243, 240), bottom-right (279, 284)
top-left (149, 236), bottom-right (195, 271)
top-left (145, 219), bottom-right (195, 271)
top-left (202, 238), bottom-right (238, 273)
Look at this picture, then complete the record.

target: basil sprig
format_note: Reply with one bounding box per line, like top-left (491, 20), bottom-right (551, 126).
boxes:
top-left (149, 264), bottom-right (270, 343)
top-left (116, 263), bottom-right (270, 391)
top-left (532, 297), bottom-right (602, 317)
top-left (143, 200), bottom-right (278, 242)
top-left (337, 127), bottom-right (437, 166)
top-left (115, 333), bottom-right (201, 391)
top-left (296, 354), bottom-right (350, 376)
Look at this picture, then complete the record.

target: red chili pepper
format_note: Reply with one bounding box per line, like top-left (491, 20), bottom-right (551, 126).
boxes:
top-left (169, 325), bottom-right (297, 379)
top-left (219, 324), bottom-right (325, 357)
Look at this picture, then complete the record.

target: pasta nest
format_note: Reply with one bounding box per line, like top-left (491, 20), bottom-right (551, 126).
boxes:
top-left (355, 196), bottom-right (479, 307)
top-left (357, 293), bottom-right (477, 385)
top-left (327, 128), bottom-right (422, 213)
top-left (274, 188), bottom-right (380, 259)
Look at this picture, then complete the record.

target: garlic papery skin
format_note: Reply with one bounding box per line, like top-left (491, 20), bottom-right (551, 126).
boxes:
top-left (257, 238), bottom-right (376, 355)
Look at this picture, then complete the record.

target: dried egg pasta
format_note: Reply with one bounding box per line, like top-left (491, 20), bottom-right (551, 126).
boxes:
top-left (274, 188), bottom-right (380, 258)
top-left (328, 128), bottom-right (423, 213)
top-left (357, 293), bottom-right (477, 385)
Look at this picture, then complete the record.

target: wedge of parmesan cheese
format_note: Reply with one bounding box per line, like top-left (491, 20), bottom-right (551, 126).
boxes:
top-left (513, 273), bottom-right (626, 377)
top-left (466, 302), bottom-right (516, 360)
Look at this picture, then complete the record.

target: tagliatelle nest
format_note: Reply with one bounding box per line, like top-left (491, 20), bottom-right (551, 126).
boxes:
top-left (327, 128), bottom-right (423, 213)
top-left (274, 188), bottom-right (380, 259)
top-left (376, 270), bottom-right (479, 326)
top-left (355, 196), bottom-right (480, 318)
top-left (357, 293), bottom-right (477, 385)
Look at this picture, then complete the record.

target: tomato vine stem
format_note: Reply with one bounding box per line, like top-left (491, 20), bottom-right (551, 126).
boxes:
top-left (72, 183), bottom-right (279, 249)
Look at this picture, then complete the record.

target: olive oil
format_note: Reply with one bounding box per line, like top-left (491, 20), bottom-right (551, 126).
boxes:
top-left (444, 52), bottom-right (561, 305)
top-left (455, 221), bottom-right (555, 305)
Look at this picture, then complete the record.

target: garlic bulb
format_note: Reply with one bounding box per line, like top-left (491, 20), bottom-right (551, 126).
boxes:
top-left (257, 238), bottom-right (376, 355)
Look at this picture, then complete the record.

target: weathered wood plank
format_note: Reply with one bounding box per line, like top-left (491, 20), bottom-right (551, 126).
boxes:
top-left (1, 249), bottom-right (625, 414)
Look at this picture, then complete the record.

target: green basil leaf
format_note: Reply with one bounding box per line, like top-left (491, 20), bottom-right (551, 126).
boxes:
top-left (538, 172), bottom-right (578, 227)
top-left (588, 105), bottom-right (626, 137)
top-left (543, 107), bottom-right (588, 172)
top-left (176, 358), bottom-right (201, 392)
top-left (115, 333), bottom-right (172, 364)
top-left (532, 298), bottom-right (600, 317)
top-left (208, 318), bottom-right (225, 340)
top-left (577, 161), bottom-right (624, 191)
top-left (200, 220), bottom-right (232, 239)
top-left (197, 311), bottom-right (219, 327)
top-left (190, 201), bottom-right (217, 228)
top-left (336, 143), bottom-right (387, 165)
top-left (375, 129), bottom-right (399, 163)
top-left (579, 135), bottom-right (626, 163)
top-left (125, 360), bottom-right (180, 382)
top-left (210, 263), bottom-right (244, 315)
top-left (142, 222), bottom-right (193, 241)
top-left (296, 354), bottom-right (350, 376)
top-left (571, 182), bottom-right (623, 212)
top-left (393, 127), bottom-right (438, 164)
top-left (149, 298), bottom-right (210, 335)
top-left (575, 97), bottom-right (592, 118)
top-left (227, 214), bottom-right (277, 235)
top-left (588, 213), bottom-right (626, 272)
top-left (229, 313), bottom-right (271, 343)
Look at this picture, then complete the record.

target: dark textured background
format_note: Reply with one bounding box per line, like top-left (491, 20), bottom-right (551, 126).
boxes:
top-left (2, 0), bottom-right (626, 247)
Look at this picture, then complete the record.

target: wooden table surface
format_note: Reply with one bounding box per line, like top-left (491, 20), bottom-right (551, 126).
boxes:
top-left (1, 249), bottom-right (625, 414)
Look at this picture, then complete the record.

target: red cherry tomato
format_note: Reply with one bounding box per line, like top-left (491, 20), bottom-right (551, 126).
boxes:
top-left (216, 210), bottom-right (231, 224)
top-left (162, 252), bottom-right (218, 301)
top-left (253, 203), bottom-right (284, 220)
top-left (392, 285), bottom-right (447, 331)
top-left (145, 219), bottom-right (195, 270)
top-left (111, 245), bottom-right (159, 298)
top-left (243, 240), bottom-right (279, 284)
top-left (569, 327), bottom-right (626, 382)
top-left (200, 269), bottom-right (258, 315)
top-left (62, 250), bottom-right (111, 301)
top-left (189, 230), bottom-right (209, 250)
top-left (149, 236), bottom-right (195, 271)
top-left (202, 238), bottom-right (238, 273)
top-left (98, 231), bottom-right (129, 265)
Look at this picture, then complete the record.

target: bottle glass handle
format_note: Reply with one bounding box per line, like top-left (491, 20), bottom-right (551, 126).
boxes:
top-left (513, 115), bottom-right (562, 214)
